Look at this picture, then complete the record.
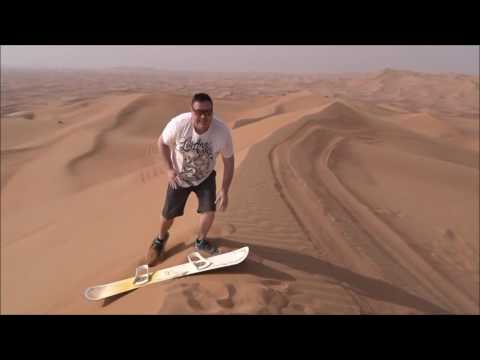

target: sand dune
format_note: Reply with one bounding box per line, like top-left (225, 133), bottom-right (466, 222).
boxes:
top-left (1, 68), bottom-right (478, 314)
top-left (232, 91), bottom-right (311, 128)
top-left (343, 69), bottom-right (478, 116)
top-left (385, 112), bottom-right (459, 137)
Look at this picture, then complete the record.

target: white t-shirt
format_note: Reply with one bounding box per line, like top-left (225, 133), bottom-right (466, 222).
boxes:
top-left (159, 112), bottom-right (234, 187)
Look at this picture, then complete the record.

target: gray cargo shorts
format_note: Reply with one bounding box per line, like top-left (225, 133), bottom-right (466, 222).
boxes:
top-left (162, 170), bottom-right (216, 219)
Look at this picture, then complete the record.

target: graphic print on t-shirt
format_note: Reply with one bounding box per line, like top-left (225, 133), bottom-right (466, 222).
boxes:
top-left (176, 136), bottom-right (214, 186)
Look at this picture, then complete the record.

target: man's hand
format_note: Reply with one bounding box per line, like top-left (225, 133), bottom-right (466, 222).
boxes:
top-left (158, 141), bottom-right (179, 189)
top-left (166, 169), bottom-right (179, 189)
top-left (215, 189), bottom-right (229, 212)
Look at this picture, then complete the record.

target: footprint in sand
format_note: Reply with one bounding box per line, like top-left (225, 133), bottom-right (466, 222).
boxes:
top-left (216, 284), bottom-right (237, 309)
top-left (137, 165), bottom-right (163, 185)
top-left (289, 303), bottom-right (306, 312)
top-left (182, 284), bottom-right (206, 311)
top-left (261, 279), bottom-right (289, 291)
top-left (432, 227), bottom-right (474, 272)
top-left (258, 287), bottom-right (290, 314)
top-left (260, 281), bottom-right (302, 310)
top-left (145, 142), bottom-right (158, 158)
top-left (209, 223), bottom-right (237, 238)
top-left (162, 282), bottom-right (240, 313)
top-left (221, 223), bottom-right (237, 236)
top-left (373, 207), bottom-right (406, 218)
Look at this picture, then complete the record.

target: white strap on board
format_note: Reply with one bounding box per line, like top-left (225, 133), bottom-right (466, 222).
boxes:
top-left (187, 252), bottom-right (212, 270)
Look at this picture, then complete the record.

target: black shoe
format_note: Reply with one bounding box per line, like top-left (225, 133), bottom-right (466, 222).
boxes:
top-left (146, 232), bottom-right (169, 265)
top-left (194, 238), bottom-right (219, 255)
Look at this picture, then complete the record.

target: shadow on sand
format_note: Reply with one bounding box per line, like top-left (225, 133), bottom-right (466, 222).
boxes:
top-left (208, 237), bottom-right (450, 314)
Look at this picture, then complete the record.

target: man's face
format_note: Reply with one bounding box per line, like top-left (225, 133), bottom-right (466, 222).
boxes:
top-left (191, 100), bottom-right (213, 133)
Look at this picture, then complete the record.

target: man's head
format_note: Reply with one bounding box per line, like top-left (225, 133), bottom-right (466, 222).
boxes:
top-left (191, 93), bottom-right (213, 134)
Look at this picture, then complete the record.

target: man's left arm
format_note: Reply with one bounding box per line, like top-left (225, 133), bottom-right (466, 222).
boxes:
top-left (216, 155), bottom-right (235, 211)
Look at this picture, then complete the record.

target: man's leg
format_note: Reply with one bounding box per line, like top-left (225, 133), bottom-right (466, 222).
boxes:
top-left (197, 211), bottom-right (215, 241)
top-left (159, 184), bottom-right (191, 238)
top-left (159, 216), bottom-right (174, 239)
top-left (147, 216), bottom-right (175, 266)
top-left (193, 171), bottom-right (218, 254)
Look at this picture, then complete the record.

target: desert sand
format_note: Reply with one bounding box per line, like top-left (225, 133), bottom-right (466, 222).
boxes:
top-left (1, 67), bottom-right (478, 314)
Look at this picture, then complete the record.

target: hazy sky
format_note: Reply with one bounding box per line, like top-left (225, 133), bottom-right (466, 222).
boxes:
top-left (1, 45), bottom-right (478, 74)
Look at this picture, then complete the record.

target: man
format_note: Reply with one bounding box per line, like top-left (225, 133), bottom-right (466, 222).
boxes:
top-left (146, 93), bottom-right (235, 265)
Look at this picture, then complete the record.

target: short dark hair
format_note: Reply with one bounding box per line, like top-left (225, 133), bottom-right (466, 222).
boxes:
top-left (191, 93), bottom-right (213, 108)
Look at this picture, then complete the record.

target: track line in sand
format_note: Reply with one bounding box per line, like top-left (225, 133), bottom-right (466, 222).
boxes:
top-left (269, 121), bottom-right (476, 313)
top-left (315, 135), bottom-right (476, 312)
top-left (268, 126), bottom-right (376, 313)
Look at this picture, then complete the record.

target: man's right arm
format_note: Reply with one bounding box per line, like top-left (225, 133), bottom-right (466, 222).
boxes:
top-left (157, 138), bottom-right (179, 189)
top-left (158, 141), bottom-right (173, 171)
